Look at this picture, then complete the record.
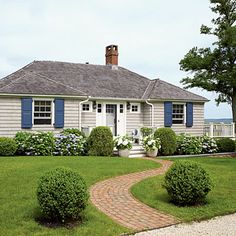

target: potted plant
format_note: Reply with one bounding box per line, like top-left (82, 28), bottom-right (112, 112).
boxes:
top-left (114, 135), bottom-right (133, 157)
top-left (142, 135), bottom-right (161, 157)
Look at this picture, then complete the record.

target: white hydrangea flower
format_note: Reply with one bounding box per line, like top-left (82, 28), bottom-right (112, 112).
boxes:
top-left (123, 140), bottom-right (128, 146)
top-left (147, 141), bottom-right (153, 145)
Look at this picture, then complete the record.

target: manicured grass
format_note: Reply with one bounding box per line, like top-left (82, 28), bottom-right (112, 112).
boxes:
top-left (0, 156), bottom-right (160, 236)
top-left (131, 157), bottom-right (236, 222)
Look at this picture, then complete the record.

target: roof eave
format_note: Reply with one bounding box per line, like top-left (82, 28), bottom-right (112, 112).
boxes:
top-left (148, 98), bottom-right (209, 103)
top-left (0, 93), bottom-right (88, 99)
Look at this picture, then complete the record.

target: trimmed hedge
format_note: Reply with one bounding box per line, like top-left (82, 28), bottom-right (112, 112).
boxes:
top-left (37, 167), bottom-right (89, 223)
top-left (154, 128), bottom-right (177, 155)
top-left (87, 126), bottom-right (114, 156)
top-left (215, 138), bottom-right (235, 152)
top-left (0, 137), bottom-right (17, 156)
top-left (163, 161), bottom-right (213, 206)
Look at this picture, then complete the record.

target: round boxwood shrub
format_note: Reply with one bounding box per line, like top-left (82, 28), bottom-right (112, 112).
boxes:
top-left (37, 167), bottom-right (89, 223)
top-left (87, 126), bottom-right (114, 156)
top-left (154, 128), bottom-right (177, 155)
top-left (163, 161), bottom-right (213, 206)
top-left (215, 138), bottom-right (235, 152)
top-left (0, 137), bottom-right (17, 156)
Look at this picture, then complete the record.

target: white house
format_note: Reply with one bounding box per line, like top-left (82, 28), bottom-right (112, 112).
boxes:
top-left (0, 45), bottom-right (208, 137)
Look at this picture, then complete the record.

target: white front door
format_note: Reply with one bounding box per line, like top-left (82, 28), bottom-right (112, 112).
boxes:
top-left (106, 104), bottom-right (117, 135)
top-left (96, 102), bottom-right (126, 136)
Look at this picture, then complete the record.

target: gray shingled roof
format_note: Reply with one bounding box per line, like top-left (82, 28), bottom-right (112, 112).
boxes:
top-left (0, 61), bottom-right (208, 101)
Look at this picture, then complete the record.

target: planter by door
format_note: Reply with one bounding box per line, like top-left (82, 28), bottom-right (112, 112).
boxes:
top-left (118, 149), bottom-right (130, 157)
top-left (146, 149), bottom-right (158, 157)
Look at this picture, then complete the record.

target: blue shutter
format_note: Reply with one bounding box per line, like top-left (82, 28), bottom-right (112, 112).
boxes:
top-left (164, 101), bottom-right (172, 127)
top-left (54, 98), bottom-right (64, 128)
top-left (21, 98), bottom-right (32, 129)
top-left (186, 102), bottom-right (193, 127)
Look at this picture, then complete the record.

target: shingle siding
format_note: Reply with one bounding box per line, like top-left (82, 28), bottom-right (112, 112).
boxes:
top-left (0, 97), bottom-right (82, 137)
top-left (0, 98), bottom-right (21, 137)
top-left (64, 99), bottom-right (80, 128)
top-left (170, 103), bottom-right (204, 136)
top-left (143, 103), bottom-right (152, 127)
top-left (126, 104), bottom-right (144, 135)
top-left (154, 102), bottom-right (164, 127)
top-left (81, 111), bottom-right (96, 128)
top-left (153, 102), bottom-right (204, 136)
top-left (0, 97), bottom-right (205, 137)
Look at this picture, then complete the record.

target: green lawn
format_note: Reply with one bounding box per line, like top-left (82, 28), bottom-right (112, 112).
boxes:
top-left (131, 157), bottom-right (236, 222)
top-left (0, 156), bottom-right (160, 236)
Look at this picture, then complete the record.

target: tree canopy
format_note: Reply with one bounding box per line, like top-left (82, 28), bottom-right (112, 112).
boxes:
top-left (179, 0), bottom-right (236, 126)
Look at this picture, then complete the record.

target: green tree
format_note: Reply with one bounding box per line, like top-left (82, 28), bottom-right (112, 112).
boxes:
top-left (180, 0), bottom-right (236, 131)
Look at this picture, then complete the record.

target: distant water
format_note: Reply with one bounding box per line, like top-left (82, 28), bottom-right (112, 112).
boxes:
top-left (205, 118), bottom-right (233, 124)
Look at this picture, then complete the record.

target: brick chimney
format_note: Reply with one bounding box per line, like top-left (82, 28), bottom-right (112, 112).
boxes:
top-left (105, 45), bottom-right (118, 65)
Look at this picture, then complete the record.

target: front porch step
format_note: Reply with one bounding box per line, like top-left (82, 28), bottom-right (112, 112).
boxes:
top-left (114, 144), bottom-right (146, 158)
top-left (129, 153), bottom-right (146, 158)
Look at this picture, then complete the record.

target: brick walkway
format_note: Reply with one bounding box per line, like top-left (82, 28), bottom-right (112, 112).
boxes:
top-left (90, 158), bottom-right (178, 231)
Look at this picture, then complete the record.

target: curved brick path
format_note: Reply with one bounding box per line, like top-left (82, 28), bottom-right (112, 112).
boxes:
top-left (90, 158), bottom-right (178, 231)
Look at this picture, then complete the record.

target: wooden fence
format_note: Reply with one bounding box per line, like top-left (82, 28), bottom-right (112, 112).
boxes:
top-left (204, 122), bottom-right (235, 138)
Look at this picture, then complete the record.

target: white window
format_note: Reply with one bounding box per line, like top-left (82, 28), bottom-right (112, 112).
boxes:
top-left (130, 103), bottom-right (140, 113)
top-left (172, 104), bottom-right (184, 124)
top-left (82, 103), bottom-right (91, 112)
top-left (34, 100), bottom-right (52, 125)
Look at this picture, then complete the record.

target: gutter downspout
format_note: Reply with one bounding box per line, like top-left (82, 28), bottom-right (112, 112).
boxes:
top-left (78, 96), bottom-right (90, 130)
top-left (145, 99), bottom-right (154, 128)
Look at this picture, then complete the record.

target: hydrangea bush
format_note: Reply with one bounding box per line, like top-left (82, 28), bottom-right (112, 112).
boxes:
top-left (176, 134), bottom-right (202, 155)
top-left (176, 134), bottom-right (218, 155)
top-left (54, 133), bottom-right (87, 156)
top-left (201, 135), bottom-right (218, 153)
top-left (15, 131), bottom-right (55, 156)
top-left (114, 135), bottom-right (133, 150)
top-left (15, 131), bottom-right (32, 155)
top-left (142, 135), bottom-right (161, 151)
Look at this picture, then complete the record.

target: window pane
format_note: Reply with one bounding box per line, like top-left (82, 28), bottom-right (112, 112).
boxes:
top-left (82, 104), bottom-right (90, 111)
top-left (97, 104), bottom-right (102, 113)
top-left (34, 119), bottom-right (51, 125)
top-left (34, 100), bottom-right (52, 125)
top-left (172, 104), bottom-right (184, 124)
top-left (131, 105), bottom-right (138, 112)
top-left (120, 104), bottom-right (123, 113)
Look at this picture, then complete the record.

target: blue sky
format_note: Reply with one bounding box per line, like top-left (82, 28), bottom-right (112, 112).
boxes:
top-left (0, 0), bottom-right (232, 118)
